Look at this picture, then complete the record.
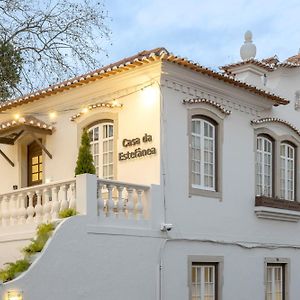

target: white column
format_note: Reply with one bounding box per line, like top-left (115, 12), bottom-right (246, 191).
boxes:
top-left (76, 174), bottom-right (97, 221)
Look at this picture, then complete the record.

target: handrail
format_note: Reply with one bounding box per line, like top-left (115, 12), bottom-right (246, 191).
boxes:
top-left (0, 178), bottom-right (76, 197)
top-left (97, 178), bottom-right (149, 191)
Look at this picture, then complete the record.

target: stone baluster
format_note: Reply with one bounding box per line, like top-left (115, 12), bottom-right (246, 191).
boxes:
top-left (2, 196), bottom-right (9, 226)
top-left (97, 182), bottom-right (104, 216)
top-left (69, 183), bottom-right (76, 210)
top-left (18, 193), bottom-right (27, 224)
top-left (135, 189), bottom-right (144, 220)
top-left (43, 187), bottom-right (51, 222)
top-left (35, 189), bottom-right (43, 223)
top-left (126, 187), bottom-right (134, 220)
top-left (51, 186), bottom-right (60, 219)
top-left (116, 186), bottom-right (124, 219)
top-left (10, 194), bottom-right (18, 225)
top-left (60, 184), bottom-right (69, 211)
top-left (26, 192), bottom-right (35, 223)
top-left (106, 185), bottom-right (114, 217)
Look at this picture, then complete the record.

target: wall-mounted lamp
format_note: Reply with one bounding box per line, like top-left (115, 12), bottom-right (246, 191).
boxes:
top-left (141, 86), bottom-right (157, 107)
top-left (7, 291), bottom-right (23, 300)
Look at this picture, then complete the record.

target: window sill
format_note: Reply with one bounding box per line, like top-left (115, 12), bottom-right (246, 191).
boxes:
top-left (189, 187), bottom-right (222, 199)
top-left (255, 196), bottom-right (300, 222)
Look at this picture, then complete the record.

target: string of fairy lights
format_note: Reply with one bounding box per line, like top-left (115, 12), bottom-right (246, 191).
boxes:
top-left (0, 81), bottom-right (156, 124)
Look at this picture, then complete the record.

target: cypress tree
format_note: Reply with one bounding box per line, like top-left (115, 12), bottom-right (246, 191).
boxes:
top-left (75, 130), bottom-right (96, 175)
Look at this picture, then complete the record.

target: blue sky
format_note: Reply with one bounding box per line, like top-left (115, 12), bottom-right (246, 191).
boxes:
top-left (103, 0), bottom-right (300, 69)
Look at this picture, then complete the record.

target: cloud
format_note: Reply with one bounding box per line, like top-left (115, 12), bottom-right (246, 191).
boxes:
top-left (104, 0), bottom-right (300, 68)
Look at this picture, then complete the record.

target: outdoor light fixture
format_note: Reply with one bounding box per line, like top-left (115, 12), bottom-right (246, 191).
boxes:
top-left (81, 107), bottom-right (89, 114)
top-left (7, 290), bottom-right (23, 300)
top-left (49, 111), bottom-right (57, 120)
top-left (141, 86), bottom-right (157, 106)
top-left (13, 114), bottom-right (21, 120)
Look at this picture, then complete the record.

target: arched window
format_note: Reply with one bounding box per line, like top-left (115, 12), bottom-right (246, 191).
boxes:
top-left (256, 135), bottom-right (273, 197)
top-left (88, 121), bottom-right (114, 179)
top-left (280, 143), bottom-right (295, 200)
top-left (191, 117), bottom-right (216, 191)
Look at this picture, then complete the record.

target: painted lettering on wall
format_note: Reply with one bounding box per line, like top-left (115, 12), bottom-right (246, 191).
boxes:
top-left (119, 133), bottom-right (156, 161)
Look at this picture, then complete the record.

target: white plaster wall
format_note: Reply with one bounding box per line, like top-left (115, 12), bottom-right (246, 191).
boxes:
top-left (0, 62), bottom-right (161, 194)
top-left (160, 63), bottom-right (300, 247)
top-left (0, 216), bottom-right (163, 300)
top-left (2, 216), bottom-right (300, 300)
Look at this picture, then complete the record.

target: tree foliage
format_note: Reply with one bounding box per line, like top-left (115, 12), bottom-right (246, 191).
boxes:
top-left (0, 0), bottom-right (110, 101)
top-left (75, 130), bottom-right (96, 175)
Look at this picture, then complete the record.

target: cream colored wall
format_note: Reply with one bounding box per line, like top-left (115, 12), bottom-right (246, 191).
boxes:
top-left (0, 62), bottom-right (162, 194)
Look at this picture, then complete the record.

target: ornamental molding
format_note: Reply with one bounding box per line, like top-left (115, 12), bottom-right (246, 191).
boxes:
top-left (161, 78), bottom-right (261, 117)
top-left (182, 98), bottom-right (231, 115)
top-left (251, 117), bottom-right (300, 137)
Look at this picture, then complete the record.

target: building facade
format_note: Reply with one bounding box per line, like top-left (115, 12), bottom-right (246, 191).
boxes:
top-left (1, 34), bottom-right (300, 300)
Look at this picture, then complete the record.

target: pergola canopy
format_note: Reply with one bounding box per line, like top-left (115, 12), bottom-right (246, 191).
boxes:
top-left (0, 116), bottom-right (53, 145)
top-left (0, 116), bottom-right (54, 167)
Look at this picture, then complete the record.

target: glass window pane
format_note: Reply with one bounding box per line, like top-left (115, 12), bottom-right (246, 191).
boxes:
top-left (32, 165), bottom-right (38, 173)
top-left (32, 173), bottom-right (39, 182)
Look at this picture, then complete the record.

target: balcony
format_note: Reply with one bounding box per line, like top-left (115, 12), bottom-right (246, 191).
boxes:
top-left (0, 174), bottom-right (163, 239)
top-left (255, 196), bottom-right (300, 222)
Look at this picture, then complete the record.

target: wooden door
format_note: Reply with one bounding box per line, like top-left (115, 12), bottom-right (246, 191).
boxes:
top-left (28, 141), bottom-right (43, 187)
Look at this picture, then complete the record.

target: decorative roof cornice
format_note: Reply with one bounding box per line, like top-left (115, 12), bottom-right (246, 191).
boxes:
top-left (0, 47), bottom-right (289, 112)
top-left (220, 58), bottom-right (275, 72)
top-left (251, 117), bottom-right (300, 137)
top-left (0, 116), bottom-right (53, 133)
top-left (70, 102), bottom-right (123, 121)
top-left (183, 98), bottom-right (231, 115)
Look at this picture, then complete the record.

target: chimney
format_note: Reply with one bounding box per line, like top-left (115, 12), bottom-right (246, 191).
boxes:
top-left (228, 31), bottom-right (267, 88)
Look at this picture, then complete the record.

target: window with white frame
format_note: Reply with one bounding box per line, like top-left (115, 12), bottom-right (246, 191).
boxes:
top-left (266, 264), bottom-right (284, 300)
top-left (191, 117), bottom-right (216, 191)
top-left (88, 122), bottom-right (114, 179)
top-left (191, 263), bottom-right (217, 300)
top-left (280, 143), bottom-right (295, 201)
top-left (256, 136), bottom-right (273, 197)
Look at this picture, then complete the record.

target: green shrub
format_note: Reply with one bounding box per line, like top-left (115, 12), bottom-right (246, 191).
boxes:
top-left (58, 208), bottom-right (77, 218)
top-left (22, 223), bottom-right (55, 256)
top-left (0, 259), bottom-right (30, 282)
top-left (36, 222), bottom-right (55, 236)
top-left (75, 130), bottom-right (96, 175)
top-left (0, 222), bottom-right (55, 282)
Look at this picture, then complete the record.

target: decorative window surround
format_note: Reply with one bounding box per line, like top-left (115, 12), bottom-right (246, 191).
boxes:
top-left (188, 105), bottom-right (227, 199)
top-left (255, 196), bottom-right (300, 222)
top-left (70, 102), bottom-right (122, 121)
top-left (188, 255), bottom-right (224, 300)
top-left (264, 258), bottom-right (290, 300)
top-left (251, 118), bottom-right (300, 137)
top-left (253, 126), bottom-right (300, 213)
top-left (183, 98), bottom-right (231, 115)
top-left (77, 112), bottom-right (119, 180)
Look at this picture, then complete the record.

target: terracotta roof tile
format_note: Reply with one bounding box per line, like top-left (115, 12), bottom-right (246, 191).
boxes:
top-left (0, 47), bottom-right (289, 111)
top-left (220, 59), bottom-right (275, 72)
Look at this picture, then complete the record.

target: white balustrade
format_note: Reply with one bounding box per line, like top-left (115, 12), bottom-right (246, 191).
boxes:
top-left (97, 179), bottom-right (150, 222)
top-left (0, 175), bottom-right (154, 230)
top-left (0, 179), bottom-right (76, 226)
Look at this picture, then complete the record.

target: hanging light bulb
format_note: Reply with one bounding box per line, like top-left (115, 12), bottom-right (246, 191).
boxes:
top-left (14, 113), bottom-right (21, 120)
top-left (49, 111), bottom-right (57, 120)
top-left (81, 107), bottom-right (89, 114)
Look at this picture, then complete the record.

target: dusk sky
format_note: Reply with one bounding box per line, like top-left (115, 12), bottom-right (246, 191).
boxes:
top-left (104, 0), bottom-right (300, 69)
